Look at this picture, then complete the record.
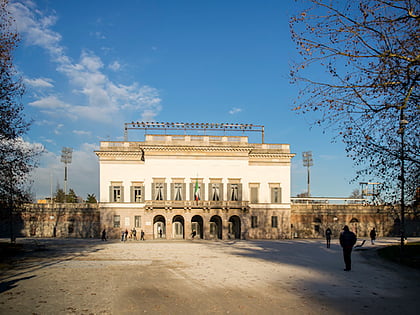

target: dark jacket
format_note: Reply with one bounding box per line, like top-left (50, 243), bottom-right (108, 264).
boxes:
top-left (339, 230), bottom-right (357, 248)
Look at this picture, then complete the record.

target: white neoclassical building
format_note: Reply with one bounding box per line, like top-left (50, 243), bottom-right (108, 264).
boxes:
top-left (95, 122), bottom-right (295, 240)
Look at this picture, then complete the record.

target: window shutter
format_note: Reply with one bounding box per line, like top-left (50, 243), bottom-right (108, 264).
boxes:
top-left (151, 183), bottom-right (156, 200)
top-left (109, 186), bottom-right (112, 202)
top-left (279, 187), bottom-right (282, 203)
top-left (170, 183), bottom-right (174, 200)
top-left (163, 183), bottom-right (167, 200)
top-left (238, 184), bottom-right (242, 201)
top-left (130, 186), bottom-right (134, 202)
top-left (141, 186), bottom-right (145, 202)
top-left (182, 183), bottom-right (186, 200)
top-left (120, 186), bottom-right (124, 202)
top-left (219, 184), bottom-right (224, 201)
top-left (227, 184), bottom-right (231, 201)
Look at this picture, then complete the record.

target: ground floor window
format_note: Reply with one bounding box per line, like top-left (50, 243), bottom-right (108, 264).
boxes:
top-left (251, 215), bottom-right (258, 228)
top-left (271, 216), bottom-right (278, 228)
top-left (134, 215), bottom-right (141, 228)
top-left (113, 215), bottom-right (120, 228)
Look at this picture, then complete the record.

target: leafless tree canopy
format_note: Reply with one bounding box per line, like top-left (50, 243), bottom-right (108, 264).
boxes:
top-left (0, 0), bottom-right (40, 206)
top-left (290, 0), bottom-right (419, 201)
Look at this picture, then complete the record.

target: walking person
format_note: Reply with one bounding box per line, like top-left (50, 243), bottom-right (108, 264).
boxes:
top-left (132, 228), bottom-right (137, 240)
top-left (325, 227), bottom-right (332, 248)
top-left (370, 228), bottom-right (377, 245)
top-left (339, 225), bottom-right (357, 271)
top-left (101, 229), bottom-right (107, 241)
top-left (121, 230), bottom-right (125, 242)
top-left (140, 230), bottom-right (145, 241)
top-left (124, 229), bottom-right (128, 242)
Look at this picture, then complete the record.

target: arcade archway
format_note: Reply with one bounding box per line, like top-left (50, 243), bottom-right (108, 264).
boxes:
top-left (153, 215), bottom-right (166, 239)
top-left (228, 215), bottom-right (241, 239)
top-left (172, 215), bottom-right (185, 239)
top-left (210, 215), bottom-right (222, 239)
top-left (191, 215), bottom-right (203, 239)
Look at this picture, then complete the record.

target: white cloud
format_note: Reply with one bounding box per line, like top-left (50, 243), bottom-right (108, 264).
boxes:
top-left (229, 107), bottom-right (242, 115)
top-left (28, 95), bottom-right (69, 109)
top-left (73, 130), bottom-right (92, 137)
top-left (108, 60), bottom-right (121, 71)
top-left (24, 77), bottom-right (54, 88)
top-left (11, 1), bottom-right (162, 124)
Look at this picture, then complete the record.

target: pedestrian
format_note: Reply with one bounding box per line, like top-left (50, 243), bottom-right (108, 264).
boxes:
top-left (121, 230), bottom-right (125, 242)
top-left (101, 229), bottom-right (107, 241)
top-left (140, 230), bottom-right (145, 241)
top-left (370, 228), bottom-right (377, 245)
top-left (158, 227), bottom-right (163, 238)
top-left (339, 225), bottom-right (357, 271)
top-left (124, 229), bottom-right (128, 242)
top-left (191, 230), bottom-right (196, 239)
top-left (132, 228), bottom-right (137, 240)
top-left (325, 227), bottom-right (332, 248)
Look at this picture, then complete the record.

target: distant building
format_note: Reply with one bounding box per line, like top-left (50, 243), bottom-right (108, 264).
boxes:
top-left (95, 123), bottom-right (295, 240)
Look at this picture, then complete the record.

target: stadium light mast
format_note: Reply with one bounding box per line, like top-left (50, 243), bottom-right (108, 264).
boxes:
top-left (302, 151), bottom-right (313, 197)
top-left (61, 147), bottom-right (73, 200)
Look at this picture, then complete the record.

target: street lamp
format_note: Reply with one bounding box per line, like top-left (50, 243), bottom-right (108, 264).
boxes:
top-left (397, 110), bottom-right (408, 250)
top-left (61, 147), bottom-right (73, 201)
top-left (302, 151), bottom-right (314, 197)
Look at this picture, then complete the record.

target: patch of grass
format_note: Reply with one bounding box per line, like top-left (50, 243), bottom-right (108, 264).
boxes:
top-left (377, 242), bottom-right (420, 269)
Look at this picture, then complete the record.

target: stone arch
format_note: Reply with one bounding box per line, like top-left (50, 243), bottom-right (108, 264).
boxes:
top-left (228, 215), bottom-right (241, 239)
top-left (153, 215), bottom-right (166, 239)
top-left (172, 215), bottom-right (185, 239)
top-left (191, 215), bottom-right (203, 239)
top-left (210, 215), bottom-right (222, 239)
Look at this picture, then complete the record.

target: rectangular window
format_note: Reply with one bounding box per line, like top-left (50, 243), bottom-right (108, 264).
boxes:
top-left (251, 216), bottom-right (258, 228)
top-left (271, 216), bottom-right (278, 228)
top-left (154, 183), bottom-right (164, 200)
top-left (271, 187), bottom-right (281, 204)
top-left (113, 215), bottom-right (120, 228)
top-left (134, 216), bottom-right (141, 228)
top-left (113, 186), bottom-right (121, 202)
top-left (211, 183), bottom-right (221, 201)
top-left (250, 187), bottom-right (259, 203)
top-left (230, 184), bottom-right (239, 201)
top-left (134, 186), bottom-right (143, 202)
top-left (174, 183), bottom-right (183, 201)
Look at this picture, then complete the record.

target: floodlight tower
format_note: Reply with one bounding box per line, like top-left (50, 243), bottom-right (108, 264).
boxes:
top-left (61, 147), bottom-right (73, 199)
top-left (302, 151), bottom-right (314, 197)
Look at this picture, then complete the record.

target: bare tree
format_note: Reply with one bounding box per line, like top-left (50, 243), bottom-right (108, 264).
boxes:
top-left (290, 0), bottom-right (419, 201)
top-left (0, 0), bottom-right (41, 242)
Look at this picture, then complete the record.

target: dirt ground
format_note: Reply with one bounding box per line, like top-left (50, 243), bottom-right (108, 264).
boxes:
top-left (0, 237), bottom-right (419, 315)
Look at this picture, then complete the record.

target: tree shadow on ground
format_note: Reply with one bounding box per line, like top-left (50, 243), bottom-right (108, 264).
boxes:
top-left (0, 238), bottom-right (107, 294)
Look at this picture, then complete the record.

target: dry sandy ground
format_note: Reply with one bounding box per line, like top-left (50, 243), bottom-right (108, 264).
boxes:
top-left (0, 237), bottom-right (419, 315)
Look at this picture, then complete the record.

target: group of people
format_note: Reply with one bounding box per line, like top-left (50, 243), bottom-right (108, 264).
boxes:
top-left (120, 228), bottom-right (145, 241)
top-left (100, 228), bottom-right (145, 241)
top-left (326, 226), bottom-right (377, 271)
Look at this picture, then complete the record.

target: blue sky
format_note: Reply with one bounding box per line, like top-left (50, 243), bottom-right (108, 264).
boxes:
top-left (10, 0), bottom-right (360, 200)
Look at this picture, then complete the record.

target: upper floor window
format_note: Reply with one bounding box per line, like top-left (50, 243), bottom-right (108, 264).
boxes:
top-left (211, 183), bottom-right (222, 201)
top-left (250, 185), bottom-right (259, 203)
top-left (171, 182), bottom-right (185, 201)
top-left (228, 182), bottom-right (242, 201)
top-left (110, 183), bottom-right (123, 202)
top-left (131, 184), bottom-right (144, 203)
top-left (154, 183), bottom-right (164, 200)
top-left (271, 186), bottom-right (282, 204)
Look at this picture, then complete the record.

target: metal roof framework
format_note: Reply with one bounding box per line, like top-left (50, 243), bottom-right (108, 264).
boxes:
top-left (124, 122), bottom-right (265, 143)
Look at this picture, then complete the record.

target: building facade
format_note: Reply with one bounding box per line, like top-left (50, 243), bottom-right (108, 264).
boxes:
top-left (95, 131), bottom-right (295, 240)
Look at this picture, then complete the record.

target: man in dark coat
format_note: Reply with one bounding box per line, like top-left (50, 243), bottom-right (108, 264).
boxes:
top-left (339, 225), bottom-right (357, 271)
top-left (370, 228), bottom-right (377, 245)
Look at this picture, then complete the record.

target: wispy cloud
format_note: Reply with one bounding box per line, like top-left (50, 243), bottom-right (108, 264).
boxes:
top-left (11, 1), bottom-right (162, 124)
top-left (108, 60), bottom-right (121, 71)
top-left (24, 77), bottom-right (54, 88)
top-left (229, 107), bottom-right (242, 115)
top-left (73, 130), bottom-right (92, 137)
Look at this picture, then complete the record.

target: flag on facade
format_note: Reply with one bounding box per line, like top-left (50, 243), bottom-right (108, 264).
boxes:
top-left (194, 179), bottom-right (200, 201)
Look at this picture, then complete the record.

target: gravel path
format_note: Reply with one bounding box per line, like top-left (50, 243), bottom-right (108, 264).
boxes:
top-left (0, 237), bottom-right (419, 314)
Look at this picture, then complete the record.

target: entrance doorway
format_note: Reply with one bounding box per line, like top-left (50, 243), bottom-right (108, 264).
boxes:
top-left (191, 215), bottom-right (203, 239)
top-left (210, 215), bottom-right (222, 239)
top-left (172, 215), bottom-right (185, 239)
top-left (228, 215), bottom-right (241, 239)
top-left (153, 215), bottom-right (166, 239)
